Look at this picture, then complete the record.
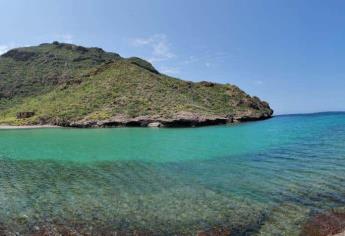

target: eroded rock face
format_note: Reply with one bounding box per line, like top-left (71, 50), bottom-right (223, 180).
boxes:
top-left (232, 97), bottom-right (273, 122)
top-left (301, 209), bottom-right (345, 236)
top-left (67, 112), bottom-right (231, 128)
top-left (63, 108), bottom-right (274, 128)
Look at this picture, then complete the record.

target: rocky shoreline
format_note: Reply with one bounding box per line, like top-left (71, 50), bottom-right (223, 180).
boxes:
top-left (0, 112), bottom-right (273, 129)
top-left (55, 111), bottom-right (273, 128)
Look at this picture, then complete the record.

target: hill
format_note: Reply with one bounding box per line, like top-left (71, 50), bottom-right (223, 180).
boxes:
top-left (0, 42), bottom-right (273, 127)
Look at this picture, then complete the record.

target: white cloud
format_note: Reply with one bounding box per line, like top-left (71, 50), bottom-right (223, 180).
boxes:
top-left (254, 80), bottom-right (263, 85)
top-left (205, 62), bottom-right (212, 67)
top-left (183, 51), bottom-right (230, 66)
top-left (56, 34), bottom-right (74, 43)
top-left (131, 37), bottom-right (152, 46)
top-left (183, 55), bottom-right (198, 65)
top-left (0, 45), bottom-right (10, 55)
top-left (130, 34), bottom-right (175, 62)
top-left (160, 66), bottom-right (180, 75)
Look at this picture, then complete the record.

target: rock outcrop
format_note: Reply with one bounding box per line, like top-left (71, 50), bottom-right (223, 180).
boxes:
top-left (67, 113), bottom-right (230, 128)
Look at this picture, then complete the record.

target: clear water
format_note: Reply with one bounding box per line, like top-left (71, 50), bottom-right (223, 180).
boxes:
top-left (0, 112), bottom-right (344, 235)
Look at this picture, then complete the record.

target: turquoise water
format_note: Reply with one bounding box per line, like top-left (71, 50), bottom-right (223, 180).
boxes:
top-left (0, 112), bottom-right (344, 235)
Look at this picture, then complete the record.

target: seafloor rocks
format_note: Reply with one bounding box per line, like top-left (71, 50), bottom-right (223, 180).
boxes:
top-left (0, 158), bottom-right (268, 236)
top-left (301, 208), bottom-right (345, 236)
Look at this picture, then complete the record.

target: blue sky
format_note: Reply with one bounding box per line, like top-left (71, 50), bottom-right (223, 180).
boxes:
top-left (0, 0), bottom-right (344, 114)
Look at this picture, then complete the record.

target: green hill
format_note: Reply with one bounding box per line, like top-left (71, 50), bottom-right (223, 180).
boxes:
top-left (0, 42), bottom-right (273, 127)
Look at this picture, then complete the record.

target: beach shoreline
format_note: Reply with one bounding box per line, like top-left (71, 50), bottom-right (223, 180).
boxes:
top-left (0, 125), bottom-right (59, 129)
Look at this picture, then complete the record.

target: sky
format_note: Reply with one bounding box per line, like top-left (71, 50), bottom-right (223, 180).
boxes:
top-left (0, 0), bottom-right (344, 114)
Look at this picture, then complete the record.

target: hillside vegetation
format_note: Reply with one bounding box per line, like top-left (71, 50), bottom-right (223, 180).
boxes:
top-left (0, 42), bottom-right (273, 127)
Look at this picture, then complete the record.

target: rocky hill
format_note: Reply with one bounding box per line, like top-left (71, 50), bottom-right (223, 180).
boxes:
top-left (0, 42), bottom-right (273, 127)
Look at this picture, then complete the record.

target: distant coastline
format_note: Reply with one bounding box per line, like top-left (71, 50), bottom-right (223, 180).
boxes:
top-left (275, 111), bottom-right (345, 117)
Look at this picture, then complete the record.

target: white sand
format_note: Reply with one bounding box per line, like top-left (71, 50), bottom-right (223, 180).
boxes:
top-left (0, 125), bottom-right (59, 129)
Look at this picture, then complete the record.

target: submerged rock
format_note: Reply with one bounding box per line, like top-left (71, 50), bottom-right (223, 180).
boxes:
top-left (301, 208), bottom-right (345, 236)
top-left (0, 158), bottom-right (267, 236)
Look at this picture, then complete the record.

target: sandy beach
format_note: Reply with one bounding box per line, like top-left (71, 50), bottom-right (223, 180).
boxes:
top-left (0, 125), bottom-right (59, 129)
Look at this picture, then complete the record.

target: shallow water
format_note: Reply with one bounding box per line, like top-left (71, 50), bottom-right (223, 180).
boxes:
top-left (0, 112), bottom-right (344, 235)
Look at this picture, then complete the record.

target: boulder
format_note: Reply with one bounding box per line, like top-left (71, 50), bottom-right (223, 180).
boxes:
top-left (148, 122), bottom-right (163, 127)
